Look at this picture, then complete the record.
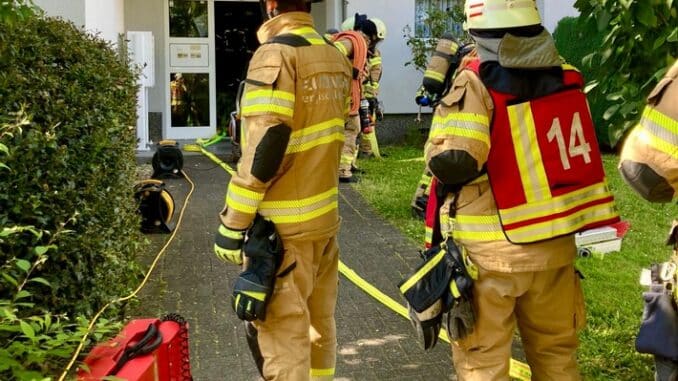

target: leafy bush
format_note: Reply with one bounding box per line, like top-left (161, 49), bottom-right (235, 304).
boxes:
top-left (0, 11), bottom-right (144, 318)
top-left (553, 16), bottom-right (611, 149)
top-left (574, 0), bottom-right (677, 148)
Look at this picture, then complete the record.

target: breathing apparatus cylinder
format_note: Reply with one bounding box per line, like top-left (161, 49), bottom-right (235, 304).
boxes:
top-left (152, 140), bottom-right (184, 179)
top-left (359, 99), bottom-right (372, 133)
top-left (422, 35), bottom-right (460, 100)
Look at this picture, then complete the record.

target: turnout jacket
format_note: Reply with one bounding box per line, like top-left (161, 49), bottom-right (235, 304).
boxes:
top-left (221, 12), bottom-right (352, 240)
top-left (619, 60), bottom-right (678, 202)
top-left (425, 33), bottom-right (593, 272)
top-left (363, 48), bottom-right (382, 99)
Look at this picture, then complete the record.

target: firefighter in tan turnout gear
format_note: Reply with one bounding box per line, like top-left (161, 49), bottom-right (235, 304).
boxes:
top-left (618, 60), bottom-right (678, 381)
top-left (332, 14), bottom-right (377, 182)
top-left (421, 1), bottom-right (619, 379)
top-left (213, 0), bottom-right (351, 379)
top-left (358, 17), bottom-right (386, 158)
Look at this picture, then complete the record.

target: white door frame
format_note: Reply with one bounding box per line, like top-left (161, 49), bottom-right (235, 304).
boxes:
top-left (163, 0), bottom-right (217, 140)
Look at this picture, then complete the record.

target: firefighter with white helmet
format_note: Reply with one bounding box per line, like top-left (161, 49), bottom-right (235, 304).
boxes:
top-left (214, 0), bottom-right (351, 379)
top-left (416, 0), bottom-right (620, 379)
top-left (358, 17), bottom-right (387, 158)
top-left (332, 13), bottom-right (380, 181)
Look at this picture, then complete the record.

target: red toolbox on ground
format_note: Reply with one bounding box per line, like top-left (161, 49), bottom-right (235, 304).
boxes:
top-left (77, 315), bottom-right (192, 381)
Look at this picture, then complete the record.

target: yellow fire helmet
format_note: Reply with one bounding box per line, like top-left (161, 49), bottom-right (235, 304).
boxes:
top-left (464, 0), bottom-right (541, 30)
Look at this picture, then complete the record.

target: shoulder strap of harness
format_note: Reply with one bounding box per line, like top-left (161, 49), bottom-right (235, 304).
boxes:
top-left (266, 33), bottom-right (312, 47)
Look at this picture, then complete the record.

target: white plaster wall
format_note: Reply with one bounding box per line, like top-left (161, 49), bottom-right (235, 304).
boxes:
top-left (538, 0), bottom-right (579, 33)
top-left (33, 0), bottom-right (86, 26)
top-left (345, 0), bottom-right (423, 114)
top-left (124, 0), bottom-right (165, 113)
top-left (85, 0), bottom-right (125, 44)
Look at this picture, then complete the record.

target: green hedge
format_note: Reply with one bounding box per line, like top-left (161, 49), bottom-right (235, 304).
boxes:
top-left (0, 15), bottom-right (144, 317)
top-left (553, 16), bottom-right (611, 149)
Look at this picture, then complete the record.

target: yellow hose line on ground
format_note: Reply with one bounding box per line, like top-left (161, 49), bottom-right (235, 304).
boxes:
top-left (58, 170), bottom-right (196, 381)
top-left (201, 147), bottom-right (531, 381)
top-left (183, 143), bottom-right (236, 176)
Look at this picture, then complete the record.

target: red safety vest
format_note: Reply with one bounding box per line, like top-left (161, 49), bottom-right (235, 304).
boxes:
top-left (466, 59), bottom-right (619, 243)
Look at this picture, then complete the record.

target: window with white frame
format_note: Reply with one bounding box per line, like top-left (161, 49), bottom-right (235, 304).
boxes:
top-left (414, 0), bottom-right (464, 38)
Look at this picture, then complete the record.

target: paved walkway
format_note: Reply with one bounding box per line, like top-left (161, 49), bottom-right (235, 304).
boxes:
top-left (134, 152), bottom-right (456, 380)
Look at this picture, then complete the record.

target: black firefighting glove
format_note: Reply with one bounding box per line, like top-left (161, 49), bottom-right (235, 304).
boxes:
top-left (368, 98), bottom-right (384, 121)
top-left (232, 215), bottom-right (283, 322)
top-left (407, 300), bottom-right (443, 350)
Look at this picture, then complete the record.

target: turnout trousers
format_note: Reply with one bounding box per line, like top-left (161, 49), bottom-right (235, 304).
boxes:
top-left (451, 264), bottom-right (585, 381)
top-left (253, 235), bottom-right (339, 381)
top-left (339, 115), bottom-right (360, 179)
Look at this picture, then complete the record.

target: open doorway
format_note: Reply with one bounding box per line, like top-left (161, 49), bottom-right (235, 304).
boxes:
top-left (214, 1), bottom-right (262, 133)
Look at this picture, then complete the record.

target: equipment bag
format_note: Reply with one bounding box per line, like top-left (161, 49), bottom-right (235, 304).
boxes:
top-left (78, 314), bottom-right (193, 381)
top-left (152, 140), bottom-right (184, 179)
top-left (134, 179), bottom-right (175, 234)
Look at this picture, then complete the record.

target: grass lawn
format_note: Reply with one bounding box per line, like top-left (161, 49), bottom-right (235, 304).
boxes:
top-left (353, 144), bottom-right (677, 380)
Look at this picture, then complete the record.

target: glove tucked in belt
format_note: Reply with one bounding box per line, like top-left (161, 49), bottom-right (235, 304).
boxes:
top-left (232, 214), bottom-right (283, 321)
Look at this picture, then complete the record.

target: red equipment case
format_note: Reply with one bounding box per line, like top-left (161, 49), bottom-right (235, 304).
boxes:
top-left (78, 315), bottom-right (192, 381)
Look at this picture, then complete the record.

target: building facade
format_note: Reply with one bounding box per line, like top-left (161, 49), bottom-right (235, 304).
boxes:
top-left (33, 0), bottom-right (577, 149)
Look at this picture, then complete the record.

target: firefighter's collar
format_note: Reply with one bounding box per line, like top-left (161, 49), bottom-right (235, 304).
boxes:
top-left (257, 12), bottom-right (315, 44)
top-left (474, 30), bottom-right (561, 69)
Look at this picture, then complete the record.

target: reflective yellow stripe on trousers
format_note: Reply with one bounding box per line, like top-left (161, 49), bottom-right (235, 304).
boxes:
top-left (310, 368), bottom-right (335, 381)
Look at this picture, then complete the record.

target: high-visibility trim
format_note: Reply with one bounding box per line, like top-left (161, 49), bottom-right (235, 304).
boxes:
top-left (450, 280), bottom-right (461, 298)
top-left (289, 26), bottom-right (326, 45)
top-left (242, 89), bottom-right (296, 118)
top-left (507, 102), bottom-right (550, 203)
top-left (226, 184), bottom-right (265, 214)
top-left (333, 41), bottom-right (348, 55)
top-left (398, 248), bottom-right (446, 293)
top-left (242, 290), bottom-right (266, 302)
top-left (469, 173), bottom-right (488, 184)
top-left (638, 107), bottom-right (678, 159)
top-left (452, 214), bottom-right (506, 241)
top-left (505, 199), bottom-right (618, 242)
top-left (259, 188), bottom-right (338, 224)
top-left (218, 225), bottom-right (245, 240)
top-left (561, 63), bottom-right (580, 72)
top-left (424, 69), bottom-right (446, 83)
top-left (425, 226), bottom-right (433, 245)
top-left (287, 118), bottom-right (345, 154)
top-left (340, 154), bottom-right (353, 165)
top-left (310, 368), bottom-right (335, 377)
top-left (498, 181), bottom-right (614, 224)
top-left (430, 112), bottom-right (491, 146)
top-left (369, 56), bottom-right (382, 66)
top-left (214, 244), bottom-right (241, 260)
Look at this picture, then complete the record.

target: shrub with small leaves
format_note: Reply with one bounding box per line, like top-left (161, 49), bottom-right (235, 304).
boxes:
top-left (0, 11), bottom-right (144, 317)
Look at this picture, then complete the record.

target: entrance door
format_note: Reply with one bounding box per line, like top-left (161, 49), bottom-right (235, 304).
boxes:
top-left (165, 0), bottom-right (216, 140)
top-left (214, 1), bottom-right (261, 133)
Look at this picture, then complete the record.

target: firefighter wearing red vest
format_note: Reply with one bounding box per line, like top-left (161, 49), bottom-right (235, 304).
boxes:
top-left (618, 60), bottom-right (678, 381)
top-left (332, 14), bottom-right (375, 182)
top-left (423, 1), bottom-right (619, 379)
top-left (213, 0), bottom-right (351, 379)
